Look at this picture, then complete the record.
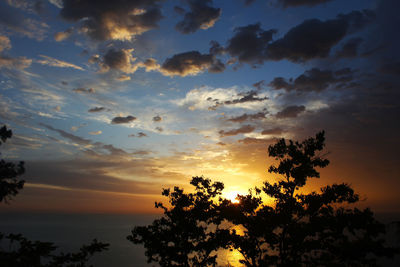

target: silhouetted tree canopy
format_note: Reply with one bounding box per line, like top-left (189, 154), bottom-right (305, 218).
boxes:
top-left (130, 131), bottom-right (397, 266)
top-left (0, 125), bottom-right (109, 267)
top-left (128, 177), bottom-right (231, 266)
top-left (0, 126), bottom-right (25, 203)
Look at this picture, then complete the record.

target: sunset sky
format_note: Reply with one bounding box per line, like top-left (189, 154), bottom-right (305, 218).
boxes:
top-left (0, 0), bottom-right (399, 214)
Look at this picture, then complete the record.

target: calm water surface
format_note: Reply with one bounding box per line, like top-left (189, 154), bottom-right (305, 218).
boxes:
top-left (0, 212), bottom-right (245, 267)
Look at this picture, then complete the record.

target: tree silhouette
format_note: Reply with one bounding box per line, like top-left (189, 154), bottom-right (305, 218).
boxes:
top-left (131, 131), bottom-right (396, 266)
top-left (128, 177), bottom-right (231, 266)
top-left (0, 125), bottom-right (25, 203)
top-left (0, 125), bottom-right (109, 267)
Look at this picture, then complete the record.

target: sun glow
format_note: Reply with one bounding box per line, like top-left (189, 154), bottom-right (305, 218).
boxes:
top-left (225, 191), bottom-right (241, 204)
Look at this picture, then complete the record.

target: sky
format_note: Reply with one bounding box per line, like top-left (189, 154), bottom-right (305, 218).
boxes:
top-left (0, 0), bottom-right (399, 214)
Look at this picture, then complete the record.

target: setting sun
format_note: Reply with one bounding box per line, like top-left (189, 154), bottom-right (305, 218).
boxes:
top-left (225, 191), bottom-right (241, 204)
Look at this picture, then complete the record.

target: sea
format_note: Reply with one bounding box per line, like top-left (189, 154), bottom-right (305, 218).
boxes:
top-left (0, 212), bottom-right (244, 267)
top-left (0, 212), bottom-right (399, 267)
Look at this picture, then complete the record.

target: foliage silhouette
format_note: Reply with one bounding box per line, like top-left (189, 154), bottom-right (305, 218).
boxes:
top-left (0, 125), bottom-right (25, 203)
top-left (0, 125), bottom-right (109, 267)
top-left (0, 234), bottom-right (108, 267)
top-left (128, 177), bottom-right (231, 266)
top-left (130, 131), bottom-right (396, 266)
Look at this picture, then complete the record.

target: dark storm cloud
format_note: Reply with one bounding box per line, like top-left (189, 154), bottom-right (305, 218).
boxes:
top-left (277, 0), bottom-right (333, 8)
top-left (266, 10), bottom-right (374, 62)
top-left (269, 68), bottom-right (354, 92)
top-left (224, 10), bottom-right (373, 65)
top-left (160, 51), bottom-right (225, 77)
top-left (276, 105), bottom-right (306, 118)
top-left (227, 112), bottom-right (267, 123)
top-left (88, 107), bottom-right (106, 113)
top-left (335, 37), bottom-right (363, 58)
top-left (59, 0), bottom-right (163, 41)
top-left (219, 125), bottom-right (255, 137)
top-left (175, 0), bottom-right (221, 34)
top-left (226, 23), bottom-right (276, 66)
top-left (111, 115), bottom-right (136, 124)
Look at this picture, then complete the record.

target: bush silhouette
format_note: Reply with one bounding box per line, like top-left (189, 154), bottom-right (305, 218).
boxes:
top-left (0, 125), bottom-right (25, 203)
top-left (130, 131), bottom-right (396, 266)
top-left (0, 126), bottom-right (109, 267)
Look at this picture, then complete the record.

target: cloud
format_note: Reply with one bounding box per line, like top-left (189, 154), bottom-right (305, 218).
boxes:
top-left (88, 107), bottom-right (106, 113)
top-left (0, 2), bottom-right (48, 40)
top-left (276, 0), bottom-right (333, 8)
top-left (227, 112), bottom-right (267, 123)
top-left (129, 132), bottom-right (148, 138)
top-left (269, 68), bottom-right (354, 92)
top-left (0, 35), bottom-right (11, 52)
top-left (219, 125), bottom-right (255, 137)
top-left (175, 0), bottom-right (221, 34)
top-left (72, 87), bottom-right (95, 94)
top-left (117, 75), bottom-right (131, 81)
top-left (223, 90), bottom-right (268, 105)
top-left (95, 49), bottom-right (159, 75)
top-left (70, 123), bottom-right (87, 132)
top-left (98, 48), bottom-right (137, 73)
top-left (36, 55), bottom-right (84, 70)
top-left (54, 28), bottom-right (73, 41)
top-left (138, 132), bottom-right (147, 137)
top-left (153, 115), bottom-right (162, 122)
top-left (40, 123), bottom-right (92, 146)
top-left (261, 127), bottom-right (285, 135)
top-left (160, 51), bottom-right (224, 77)
top-left (266, 10), bottom-right (374, 62)
top-left (223, 10), bottom-right (374, 65)
top-left (60, 0), bottom-right (163, 41)
top-left (89, 130), bottom-right (102, 135)
top-left (111, 115), bottom-right (136, 124)
top-left (237, 137), bottom-right (272, 144)
top-left (136, 58), bottom-right (160, 72)
top-left (5, 0), bottom-right (45, 13)
top-left (0, 55), bottom-right (32, 70)
top-left (335, 37), bottom-right (363, 58)
top-left (252, 80), bottom-right (266, 90)
top-left (48, 0), bottom-right (62, 8)
top-left (276, 105), bottom-right (306, 118)
top-left (226, 23), bottom-right (276, 66)
top-left (174, 86), bottom-right (268, 111)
